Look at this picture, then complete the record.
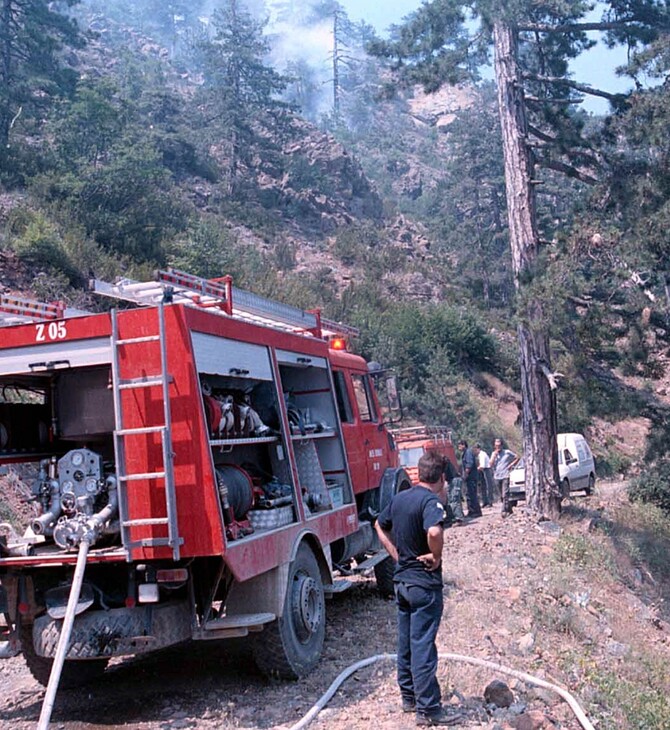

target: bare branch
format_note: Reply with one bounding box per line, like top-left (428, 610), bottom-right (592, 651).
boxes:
top-left (536, 156), bottom-right (598, 184)
top-left (528, 124), bottom-right (556, 144)
top-left (518, 21), bottom-right (633, 33)
top-left (525, 95), bottom-right (582, 105)
top-left (522, 73), bottom-right (628, 102)
top-left (537, 361), bottom-right (564, 391)
top-left (9, 106), bottom-right (22, 130)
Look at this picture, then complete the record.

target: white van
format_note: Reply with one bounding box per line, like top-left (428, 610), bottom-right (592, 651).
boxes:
top-left (508, 433), bottom-right (596, 498)
top-left (558, 433), bottom-right (596, 496)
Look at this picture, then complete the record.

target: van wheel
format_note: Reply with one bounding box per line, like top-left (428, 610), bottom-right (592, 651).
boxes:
top-left (561, 479), bottom-right (570, 499)
top-left (585, 474), bottom-right (595, 495)
top-left (252, 544), bottom-right (325, 679)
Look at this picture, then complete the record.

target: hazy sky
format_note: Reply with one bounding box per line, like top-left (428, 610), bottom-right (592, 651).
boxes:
top-left (339, 0), bottom-right (417, 31)
top-left (337, 0), bottom-right (632, 114)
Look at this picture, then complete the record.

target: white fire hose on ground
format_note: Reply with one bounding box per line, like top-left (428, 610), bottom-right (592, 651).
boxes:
top-left (288, 652), bottom-right (595, 730)
top-left (37, 537), bottom-right (91, 730)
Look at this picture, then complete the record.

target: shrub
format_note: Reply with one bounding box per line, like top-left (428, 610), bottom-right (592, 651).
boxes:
top-left (628, 459), bottom-right (670, 514)
top-left (9, 213), bottom-right (81, 284)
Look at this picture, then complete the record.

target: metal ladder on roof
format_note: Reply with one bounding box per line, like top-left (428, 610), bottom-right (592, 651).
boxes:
top-left (110, 302), bottom-right (182, 561)
top-left (90, 267), bottom-right (359, 339)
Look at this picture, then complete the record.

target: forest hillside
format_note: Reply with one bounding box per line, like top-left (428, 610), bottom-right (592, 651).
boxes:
top-left (0, 0), bottom-right (669, 497)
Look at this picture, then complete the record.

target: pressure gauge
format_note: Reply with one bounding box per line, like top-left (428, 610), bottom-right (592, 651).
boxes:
top-left (61, 492), bottom-right (76, 512)
top-left (71, 451), bottom-right (85, 467)
top-left (62, 480), bottom-right (74, 492)
top-left (85, 478), bottom-right (98, 493)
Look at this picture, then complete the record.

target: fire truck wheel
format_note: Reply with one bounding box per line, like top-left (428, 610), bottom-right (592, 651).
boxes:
top-left (20, 624), bottom-right (109, 688)
top-left (252, 543), bottom-right (325, 679)
top-left (374, 556), bottom-right (396, 598)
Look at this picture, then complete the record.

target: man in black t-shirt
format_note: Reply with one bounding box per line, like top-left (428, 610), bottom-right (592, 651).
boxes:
top-left (376, 452), bottom-right (463, 727)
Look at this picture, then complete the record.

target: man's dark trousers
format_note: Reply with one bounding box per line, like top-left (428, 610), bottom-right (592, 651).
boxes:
top-left (395, 581), bottom-right (444, 716)
top-left (465, 473), bottom-right (481, 516)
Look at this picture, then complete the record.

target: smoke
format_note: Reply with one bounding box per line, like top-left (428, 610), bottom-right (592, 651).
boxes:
top-left (176, 0), bottom-right (339, 118)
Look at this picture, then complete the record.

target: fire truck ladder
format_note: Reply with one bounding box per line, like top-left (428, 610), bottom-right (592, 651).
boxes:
top-left (90, 268), bottom-right (359, 340)
top-left (110, 302), bottom-right (182, 561)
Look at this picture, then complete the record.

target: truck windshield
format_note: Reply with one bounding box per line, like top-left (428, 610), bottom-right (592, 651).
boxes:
top-left (398, 446), bottom-right (424, 467)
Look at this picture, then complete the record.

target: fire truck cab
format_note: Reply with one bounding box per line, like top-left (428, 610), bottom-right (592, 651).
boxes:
top-left (0, 271), bottom-right (409, 688)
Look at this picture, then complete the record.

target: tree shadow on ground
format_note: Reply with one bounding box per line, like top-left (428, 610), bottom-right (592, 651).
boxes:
top-left (562, 498), bottom-right (670, 625)
top-left (0, 581), bottom-right (401, 729)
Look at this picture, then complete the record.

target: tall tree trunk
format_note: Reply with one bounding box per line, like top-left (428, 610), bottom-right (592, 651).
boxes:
top-left (332, 11), bottom-right (340, 121)
top-left (0, 0), bottom-right (14, 149)
top-left (493, 20), bottom-right (561, 520)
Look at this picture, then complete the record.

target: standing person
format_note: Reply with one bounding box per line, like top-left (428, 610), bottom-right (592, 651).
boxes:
top-left (472, 443), bottom-right (494, 507)
top-left (490, 438), bottom-right (520, 518)
top-left (457, 439), bottom-right (482, 518)
top-left (375, 452), bottom-right (462, 726)
top-left (443, 457), bottom-right (464, 525)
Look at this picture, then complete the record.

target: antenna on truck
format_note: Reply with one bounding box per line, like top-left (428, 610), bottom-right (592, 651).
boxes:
top-left (89, 268), bottom-right (359, 341)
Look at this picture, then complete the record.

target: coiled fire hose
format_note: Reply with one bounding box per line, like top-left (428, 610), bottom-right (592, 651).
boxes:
top-left (288, 652), bottom-right (595, 730)
top-left (37, 537), bottom-right (91, 730)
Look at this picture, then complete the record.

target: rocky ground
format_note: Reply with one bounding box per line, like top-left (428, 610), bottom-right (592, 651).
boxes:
top-left (1, 480), bottom-right (669, 730)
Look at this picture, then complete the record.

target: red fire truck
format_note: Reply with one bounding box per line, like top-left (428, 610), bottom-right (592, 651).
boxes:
top-left (0, 270), bottom-right (410, 689)
top-left (393, 427), bottom-right (458, 485)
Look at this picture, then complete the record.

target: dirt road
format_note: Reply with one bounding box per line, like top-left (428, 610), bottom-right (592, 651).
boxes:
top-left (2, 482), bottom-right (665, 729)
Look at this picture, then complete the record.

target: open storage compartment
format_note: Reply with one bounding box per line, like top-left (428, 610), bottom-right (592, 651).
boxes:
top-left (192, 333), bottom-right (298, 539)
top-left (276, 350), bottom-right (353, 517)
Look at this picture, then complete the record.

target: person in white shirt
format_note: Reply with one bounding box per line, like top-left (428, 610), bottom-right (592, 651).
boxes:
top-left (472, 443), bottom-right (494, 507)
top-left (489, 438), bottom-right (520, 517)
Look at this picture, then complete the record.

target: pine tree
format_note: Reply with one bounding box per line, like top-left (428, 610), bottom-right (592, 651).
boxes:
top-left (370, 0), bottom-right (670, 518)
top-left (194, 0), bottom-right (289, 195)
top-left (0, 0), bottom-right (83, 156)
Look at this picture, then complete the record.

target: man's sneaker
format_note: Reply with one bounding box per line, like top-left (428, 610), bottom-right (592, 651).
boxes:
top-left (416, 709), bottom-right (464, 726)
top-left (402, 699), bottom-right (416, 713)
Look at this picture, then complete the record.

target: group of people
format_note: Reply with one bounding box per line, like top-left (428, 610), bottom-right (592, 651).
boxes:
top-left (449, 438), bottom-right (519, 521)
top-left (373, 439), bottom-right (521, 726)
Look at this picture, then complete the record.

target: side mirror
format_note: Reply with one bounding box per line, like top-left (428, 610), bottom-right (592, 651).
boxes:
top-left (386, 374), bottom-right (400, 412)
top-left (368, 368), bottom-right (403, 425)
top-left (381, 374), bottom-right (403, 425)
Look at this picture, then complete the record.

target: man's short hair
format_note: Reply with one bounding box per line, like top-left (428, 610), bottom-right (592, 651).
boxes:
top-left (418, 452), bottom-right (445, 484)
top-left (457, 439), bottom-right (468, 448)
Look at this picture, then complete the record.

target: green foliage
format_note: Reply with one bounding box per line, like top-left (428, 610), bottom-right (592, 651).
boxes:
top-left (552, 533), bottom-right (608, 572)
top-left (405, 351), bottom-right (483, 436)
top-left (332, 223), bottom-right (381, 266)
top-left (591, 661), bottom-right (670, 730)
top-left (7, 210), bottom-right (80, 283)
top-left (50, 78), bottom-right (125, 170)
top-left (423, 87), bottom-right (514, 308)
top-left (273, 240), bottom-right (297, 271)
top-left (167, 219), bottom-right (268, 288)
top-left (35, 143), bottom-right (186, 262)
top-left (604, 81), bottom-right (670, 306)
top-left (608, 498), bottom-right (670, 587)
top-left (628, 459), bottom-right (670, 514)
top-left (192, 0), bottom-right (292, 195)
top-left (0, 0), bottom-right (84, 157)
top-left (594, 446), bottom-right (632, 479)
top-left (343, 301), bottom-right (497, 434)
top-left (0, 500), bottom-right (19, 526)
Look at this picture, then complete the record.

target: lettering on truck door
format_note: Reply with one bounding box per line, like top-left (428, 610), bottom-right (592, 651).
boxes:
top-left (333, 369), bottom-right (367, 493)
top-left (350, 373), bottom-right (386, 489)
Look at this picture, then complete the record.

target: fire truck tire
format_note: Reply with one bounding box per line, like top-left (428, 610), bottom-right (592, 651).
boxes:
top-left (20, 624), bottom-right (109, 688)
top-left (252, 543), bottom-right (326, 679)
top-left (373, 556), bottom-right (396, 598)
